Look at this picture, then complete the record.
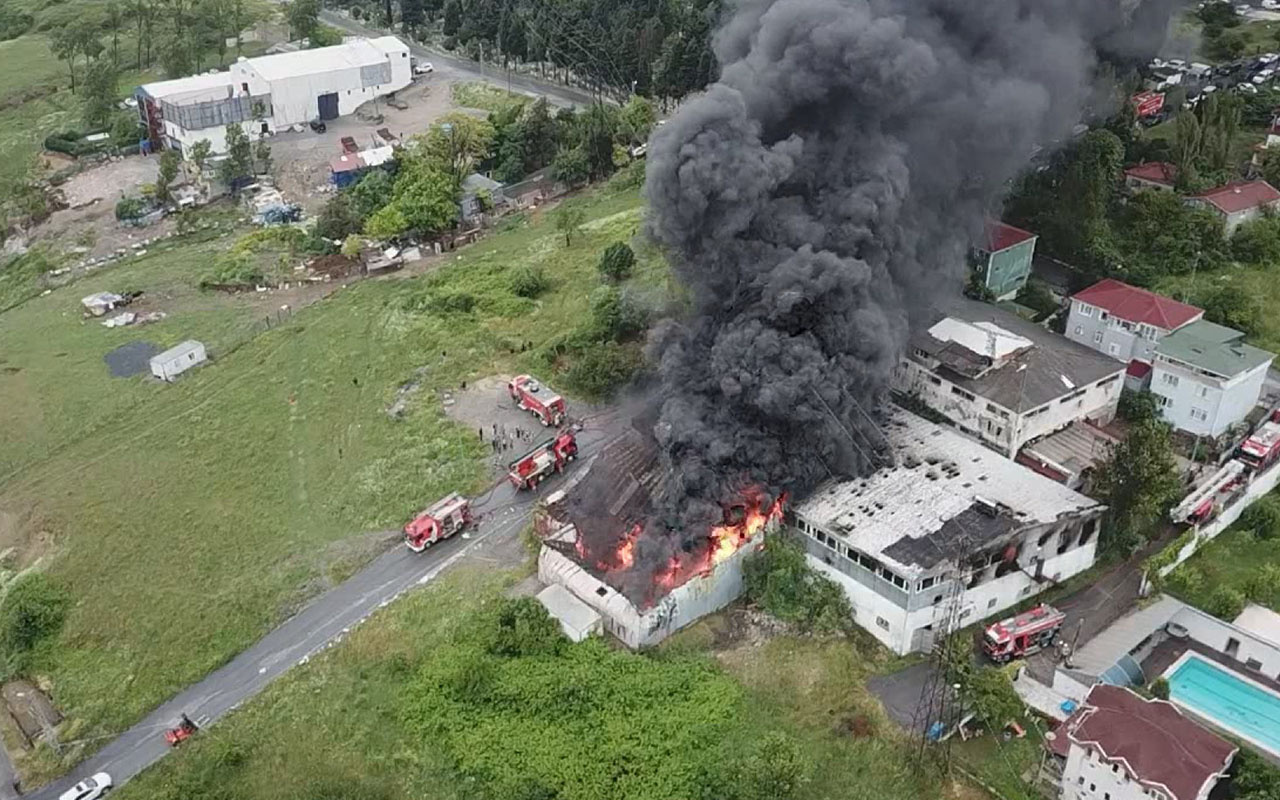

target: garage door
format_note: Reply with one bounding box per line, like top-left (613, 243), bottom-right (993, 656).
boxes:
top-left (317, 92), bottom-right (339, 121)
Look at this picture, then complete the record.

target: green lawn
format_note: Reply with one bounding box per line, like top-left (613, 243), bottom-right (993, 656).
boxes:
top-left (1157, 268), bottom-right (1280, 355)
top-left (1163, 526), bottom-right (1280, 615)
top-left (450, 80), bottom-right (529, 113)
top-left (0, 185), bottom-right (656, 783)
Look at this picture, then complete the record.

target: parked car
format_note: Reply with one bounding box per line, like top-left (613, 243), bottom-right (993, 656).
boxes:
top-left (59, 773), bottom-right (112, 800)
top-left (1264, 0), bottom-right (1279, 8)
top-left (413, 61), bottom-right (434, 75)
top-left (1239, 82), bottom-right (1260, 94)
top-left (1236, 4), bottom-right (1252, 14)
top-left (1252, 71), bottom-right (1272, 84)
top-left (1166, 58), bottom-right (1189, 70)
top-left (1203, 83), bottom-right (1220, 93)
top-left (308, 119), bottom-right (326, 133)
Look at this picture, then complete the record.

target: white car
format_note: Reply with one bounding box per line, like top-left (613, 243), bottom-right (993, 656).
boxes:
top-left (1264, 0), bottom-right (1279, 9)
top-left (59, 773), bottom-right (112, 800)
top-left (1239, 82), bottom-right (1260, 93)
top-left (1236, 4), bottom-right (1252, 14)
top-left (1253, 72), bottom-right (1272, 84)
top-left (1204, 84), bottom-right (1219, 93)
top-left (412, 62), bottom-right (434, 75)
top-left (1166, 58), bottom-right (1188, 70)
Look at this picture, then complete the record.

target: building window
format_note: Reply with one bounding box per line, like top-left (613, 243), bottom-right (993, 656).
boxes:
top-left (1162, 373), bottom-right (1179, 387)
top-left (951, 386), bottom-right (975, 401)
top-left (1093, 331), bottom-right (1103, 344)
top-left (1199, 385), bottom-right (1209, 398)
top-left (1246, 658), bottom-right (1262, 671)
top-left (1108, 342), bottom-right (1120, 356)
top-left (987, 597), bottom-right (997, 609)
top-left (1078, 778), bottom-right (1085, 786)
top-left (921, 576), bottom-right (936, 590)
top-left (1074, 325), bottom-right (1084, 336)
top-left (241, 82), bottom-right (249, 93)
top-left (1190, 407), bottom-right (1208, 422)
top-left (875, 616), bottom-right (890, 630)
top-left (1090, 785), bottom-right (1096, 793)
top-left (928, 375), bottom-right (941, 386)
top-left (1078, 303), bottom-right (1094, 317)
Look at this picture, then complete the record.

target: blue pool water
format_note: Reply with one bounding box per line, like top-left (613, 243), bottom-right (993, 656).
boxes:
top-left (1167, 655), bottom-right (1280, 755)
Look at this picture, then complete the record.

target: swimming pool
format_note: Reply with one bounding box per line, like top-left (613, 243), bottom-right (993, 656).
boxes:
top-left (1164, 653), bottom-right (1280, 758)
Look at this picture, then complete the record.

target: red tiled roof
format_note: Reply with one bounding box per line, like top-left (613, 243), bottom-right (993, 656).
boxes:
top-left (984, 220), bottom-right (1037, 253)
top-left (1061, 686), bottom-right (1235, 800)
top-left (1072, 278), bottom-right (1202, 331)
top-left (1191, 179), bottom-right (1280, 215)
top-left (1124, 161), bottom-right (1178, 187)
top-left (1125, 360), bottom-right (1152, 379)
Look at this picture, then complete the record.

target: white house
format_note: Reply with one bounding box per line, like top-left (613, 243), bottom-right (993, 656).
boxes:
top-left (1123, 162), bottom-right (1178, 193)
top-left (1065, 279), bottom-right (1204, 374)
top-left (1184, 179), bottom-right (1280, 235)
top-left (137, 36), bottom-right (411, 154)
top-left (150, 340), bottom-right (207, 381)
top-left (1044, 685), bottom-right (1235, 800)
top-left (894, 296), bottom-right (1124, 458)
top-left (791, 406), bottom-right (1104, 656)
top-left (1150, 320), bottom-right (1274, 438)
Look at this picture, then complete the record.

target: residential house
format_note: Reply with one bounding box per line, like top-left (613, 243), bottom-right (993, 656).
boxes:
top-left (1184, 180), bottom-right (1280, 235)
top-left (1150, 320), bottom-right (1274, 438)
top-left (136, 36), bottom-right (412, 155)
top-left (972, 220), bottom-right (1038, 300)
top-left (1123, 162), bottom-right (1177, 192)
top-left (894, 296), bottom-right (1124, 458)
top-left (460, 173), bottom-right (505, 221)
top-left (792, 406), bottom-right (1104, 656)
top-left (1043, 685), bottom-right (1235, 800)
top-left (1065, 279), bottom-right (1203, 380)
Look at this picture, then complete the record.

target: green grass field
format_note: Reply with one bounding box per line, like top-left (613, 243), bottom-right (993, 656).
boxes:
top-left (1157, 268), bottom-right (1280, 355)
top-left (450, 80), bottom-right (529, 113)
top-left (0, 185), bottom-right (656, 782)
top-left (1164, 526), bottom-right (1280, 614)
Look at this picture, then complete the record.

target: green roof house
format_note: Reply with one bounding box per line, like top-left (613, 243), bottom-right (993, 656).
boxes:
top-left (1150, 320), bottom-right (1275, 438)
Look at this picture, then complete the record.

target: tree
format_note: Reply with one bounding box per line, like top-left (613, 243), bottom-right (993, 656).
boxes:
top-left (315, 193), bottom-right (363, 240)
top-left (219, 123), bottom-right (253, 184)
top-left (155, 149), bottom-right (181, 201)
top-left (442, 0), bottom-right (461, 36)
top-left (187, 139), bottom-right (212, 181)
top-left (349, 169), bottom-right (395, 220)
top-left (254, 138), bottom-right (272, 175)
top-left (1231, 216), bottom-right (1280, 265)
top-left (81, 57), bottom-right (120, 129)
top-left (401, 0), bottom-right (426, 31)
top-left (421, 113), bottom-right (496, 187)
top-left (521, 97), bottom-right (558, 173)
top-left (286, 0), bottom-right (320, 42)
top-left (742, 536), bottom-right (853, 635)
top-left (1118, 390), bottom-right (1160, 423)
top-left (510, 266), bottom-right (550, 298)
top-left (1149, 677), bottom-right (1170, 700)
top-left (1239, 495), bottom-right (1280, 540)
top-left (965, 665), bottom-right (1024, 731)
top-left (597, 241), bottom-right (635, 281)
top-left (0, 573), bottom-right (70, 659)
top-left (551, 146), bottom-right (590, 185)
top-left (52, 20), bottom-right (102, 93)
top-left (1204, 585), bottom-right (1246, 620)
top-left (364, 205), bottom-right (409, 239)
top-left (340, 234), bottom-right (362, 258)
top-left (1095, 419), bottom-right (1181, 554)
top-left (561, 341), bottom-right (643, 398)
top-left (580, 102), bottom-right (619, 179)
top-left (619, 95), bottom-right (656, 144)
top-left (392, 167), bottom-right (459, 234)
top-left (1173, 111), bottom-right (1203, 190)
top-left (1201, 285), bottom-right (1262, 336)
top-left (1232, 745), bottom-right (1280, 800)
top-left (553, 203), bottom-right (586, 246)
top-left (589, 285), bottom-right (648, 342)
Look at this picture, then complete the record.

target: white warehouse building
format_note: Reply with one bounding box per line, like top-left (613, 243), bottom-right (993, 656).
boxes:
top-left (136, 36), bottom-right (411, 154)
top-left (791, 407), bottom-right (1104, 655)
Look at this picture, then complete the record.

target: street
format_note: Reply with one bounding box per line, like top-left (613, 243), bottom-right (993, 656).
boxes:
top-left (25, 414), bottom-right (627, 800)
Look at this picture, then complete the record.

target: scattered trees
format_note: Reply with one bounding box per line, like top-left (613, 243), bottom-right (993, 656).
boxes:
top-left (286, 0), bottom-right (321, 42)
top-left (1094, 418), bottom-right (1181, 554)
top-left (742, 536), bottom-right (853, 635)
top-left (81, 57), bottom-right (120, 129)
top-left (553, 203), bottom-right (586, 246)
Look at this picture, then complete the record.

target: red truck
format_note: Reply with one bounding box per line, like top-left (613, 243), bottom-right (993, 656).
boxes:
top-left (1238, 416), bottom-right (1280, 471)
top-left (509, 375), bottom-right (566, 427)
top-left (508, 430), bottom-right (578, 490)
top-left (404, 492), bottom-right (472, 552)
top-left (982, 604), bottom-right (1065, 663)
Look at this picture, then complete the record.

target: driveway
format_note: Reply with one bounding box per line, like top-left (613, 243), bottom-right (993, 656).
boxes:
top-left (26, 411), bottom-right (630, 799)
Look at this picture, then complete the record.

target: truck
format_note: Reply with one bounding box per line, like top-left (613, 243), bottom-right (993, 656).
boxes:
top-left (404, 492), bottom-right (472, 552)
top-left (1237, 417), bottom-right (1280, 471)
top-left (508, 375), bottom-right (566, 427)
top-left (508, 430), bottom-right (578, 490)
top-left (982, 603), bottom-right (1066, 663)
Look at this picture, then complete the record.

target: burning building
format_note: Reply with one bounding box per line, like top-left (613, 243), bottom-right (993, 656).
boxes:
top-left (536, 427), bottom-right (783, 649)
top-left (792, 406), bottom-right (1104, 655)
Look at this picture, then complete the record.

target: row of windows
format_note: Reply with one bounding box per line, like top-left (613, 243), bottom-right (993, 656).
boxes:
top-left (802, 521), bottom-right (909, 589)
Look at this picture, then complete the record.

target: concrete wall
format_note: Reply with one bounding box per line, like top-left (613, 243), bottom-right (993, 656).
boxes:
top-left (1169, 606), bottom-right (1280, 679)
top-left (894, 359), bottom-right (1122, 458)
top-left (1150, 357), bottom-right (1268, 438)
top-left (1062, 742), bottom-right (1152, 800)
top-left (981, 238), bottom-right (1036, 301)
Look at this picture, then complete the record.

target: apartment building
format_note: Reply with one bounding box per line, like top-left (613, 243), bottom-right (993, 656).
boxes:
top-left (1065, 279), bottom-right (1203, 370)
top-left (1150, 320), bottom-right (1274, 438)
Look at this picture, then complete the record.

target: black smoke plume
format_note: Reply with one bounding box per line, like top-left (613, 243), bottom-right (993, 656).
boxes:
top-left (637, 0), bottom-right (1174, 562)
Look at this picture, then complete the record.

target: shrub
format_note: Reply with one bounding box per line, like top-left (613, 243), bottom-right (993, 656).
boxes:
top-left (743, 536), bottom-right (853, 635)
top-left (560, 341), bottom-right (642, 399)
top-left (1149, 677), bottom-right (1170, 700)
top-left (597, 242), bottom-right (636, 282)
top-left (0, 573), bottom-right (70, 656)
top-left (590, 285), bottom-right (648, 342)
top-left (429, 291), bottom-right (477, 314)
top-left (1240, 495), bottom-right (1280, 540)
top-left (510, 266), bottom-right (550, 298)
top-left (1203, 585), bottom-right (1246, 620)
top-left (479, 597), bottom-right (565, 657)
top-left (115, 197), bottom-right (145, 221)
top-left (200, 252), bottom-right (264, 288)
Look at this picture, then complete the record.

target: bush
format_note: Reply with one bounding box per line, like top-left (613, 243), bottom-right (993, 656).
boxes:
top-left (1118, 390), bottom-right (1160, 423)
top-left (478, 598), bottom-right (565, 657)
top-left (115, 197), bottom-right (145, 221)
top-left (598, 241), bottom-right (636, 282)
top-left (743, 536), bottom-right (853, 635)
top-left (590, 285), bottom-right (648, 342)
top-left (1239, 495), bottom-right (1280, 540)
top-left (1149, 677), bottom-right (1170, 700)
top-left (0, 573), bottom-right (70, 657)
top-left (1203, 585), bottom-right (1246, 620)
top-left (428, 291), bottom-right (477, 314)
top-left (510, 266), bottom-right (550, 298)
top-left (200, 252), bottom-right (264, 288)
top-left (560, 341), bottom-right (642, 399)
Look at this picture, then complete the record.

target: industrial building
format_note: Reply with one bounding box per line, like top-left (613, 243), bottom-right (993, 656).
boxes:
top-left (791, 407), bottom-right (1104, 655)
top-left (894, 296), bottom-right (1124, 458)
top-left (137, 36), bottom-right (411, 154)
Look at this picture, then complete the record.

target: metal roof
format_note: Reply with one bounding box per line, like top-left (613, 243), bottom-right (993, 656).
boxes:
top-left (151, 340), bottom-right (205, 364)
top-left (241, 37), bottom-right (398, 82)
top-left (1021, 422), bottom-right (1118, 479)
top-left (910, 295), bottom-right (1125, 413)
top-left (1155, 319), bottom-right (1274, 379)
top-left (139, 71), bottom-right (234, 104)
top-left (1072, 279), bottom-right (1202, 331)
top-left (794, 407), bottom-right (1102, 575)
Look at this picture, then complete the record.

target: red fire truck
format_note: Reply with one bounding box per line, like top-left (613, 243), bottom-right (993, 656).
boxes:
top-left (982, 604), bottom-right (1066, 663)
top-left (1238, 418), bottom-right (1280, 471)
top-left (404, 492), bottom-right (472, 552)
top-left (508, 430), bottom-right (578, 490)
top-left (509, 375), bottom-right (566, 427)
top-left (1131, 90), bottom-right (1165, 118)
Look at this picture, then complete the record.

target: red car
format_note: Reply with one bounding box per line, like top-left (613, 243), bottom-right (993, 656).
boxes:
top-left (340, 136), bottom-right (358, 154)
top-left (164, 714), bottom-right (199, 746)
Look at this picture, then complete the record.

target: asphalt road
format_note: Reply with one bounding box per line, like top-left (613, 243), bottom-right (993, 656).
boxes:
top-left (320, 10), bottom-right (603, 109)
top-left (27, 415), bottom-right (625, 800)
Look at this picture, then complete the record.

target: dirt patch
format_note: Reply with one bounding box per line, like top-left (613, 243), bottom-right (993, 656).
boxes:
top-left (441, 375), bottom-right (573, 480)
top-left (104, 340), bottom-right (160, 378)
top-left (308, 253), bottom-right (358, 278)
top-left (1, 682), bottom-right (60, 747)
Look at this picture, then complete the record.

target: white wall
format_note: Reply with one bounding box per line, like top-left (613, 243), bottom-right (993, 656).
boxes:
top-left (894, 359), bottom-right (1122, 458)
top-left (1150, 358), bottom-right (1268, 438)
top-left (1062, 742), bottom-right (1152, 800)
top-left (1064, 300), bottom-right (1179, 365)
top-left (1171, 607), bottom-right (1280, 678)
top-left (235, 51), bottom-right (411, 128)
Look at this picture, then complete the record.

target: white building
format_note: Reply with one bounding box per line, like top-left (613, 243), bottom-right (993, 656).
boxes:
top-left (150, 340), bottom-right (207, 381)
top-left (1184, 180), bottom-right (1280, 235)
top-left (791, 407), bottom-right (1104, 656)
top-left (1044, 685), bottom-right (1235, 800)
top-left (894, 297), bottom-right (1124, 458)
top-left (137, 36), bottom-right (411, 154)
top-left (1065, 279), bottom-right (1204, 372)
top-left (1150, 320), bottom-right (1273, 438)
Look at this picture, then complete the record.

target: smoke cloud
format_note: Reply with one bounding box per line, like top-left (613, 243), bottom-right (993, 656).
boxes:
top-left (640, 0), bottom-right (1174, 552)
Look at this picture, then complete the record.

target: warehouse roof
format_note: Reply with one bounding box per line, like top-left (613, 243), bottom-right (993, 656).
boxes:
top-left (241, 38), bottom-right (396, 81)
top-left (909, 295), bottom-right (1124, 413)
top-left (1072, 279), bottom-right (1202, 331)
top-left (139, 71), bottom-right (234, 104)
top-left (794, 407), bottom-right (1101, 575)
top-left (1058, 685), bottom-right (1235, 800)
top-left (1155, 319), bottom-right (1274, 379)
